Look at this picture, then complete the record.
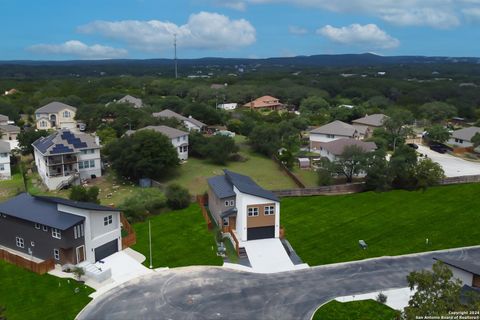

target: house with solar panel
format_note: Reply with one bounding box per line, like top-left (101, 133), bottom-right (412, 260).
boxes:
top-left (32, 130), bottom-right (102, 190)
top-left (208, 170), bottom-right (280, 242)
top-left (0, 193), bottom-right (122, 267)
top-left (35, 101), bottom-right (77, 130)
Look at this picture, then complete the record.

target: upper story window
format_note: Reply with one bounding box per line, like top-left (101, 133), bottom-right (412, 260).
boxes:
top-left (248, 207), bottom-right (259, 217)
top-left (104, 215), bottom-right (113, 226)
top-left (63, 111), bottom-right (71, 118)
top-left (34, 223), bottom-right (41, 229)
top-left (0, 152), bottom-right (7, 158)
top-left (177, 137), bottom-right (181, 142)
top-left (264, 206), bottom-right (275, 215)
top-left (326, 134), bottom-right (335, 139)
top-left (81, 149), bottom-right (95, 155)
top-left (52, 228), bottom-right (61, 239)
top-left (40, 120), bottom-right (47, 128)
top-left (43, 225), bottom-right (48, 232)
top-left (0, 164), bottom-right (4, 171)
top-left (16, 237), bottom-right (24, 248)
top-left (73, 224), bottom-right (84, 239)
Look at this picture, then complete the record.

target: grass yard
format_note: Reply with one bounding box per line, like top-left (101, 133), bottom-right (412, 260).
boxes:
top-left (169, 135), bottom-right (297, 195)
top-left (282, 183), bottom-right (480, 266)
top-left (0, 167), bottom-right (25, 202)
top-left (0, 260), bottom-right (94, 320)
top-left (291, 167), bottom-right (318, 187)
top-left (312, 300), bottom-right (400, 320)
top-left (132, 204), bottom-right (223, 268)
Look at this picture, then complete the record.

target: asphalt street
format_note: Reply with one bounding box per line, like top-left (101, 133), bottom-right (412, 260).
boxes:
top-left (77, 247), bottom-right (480, 320)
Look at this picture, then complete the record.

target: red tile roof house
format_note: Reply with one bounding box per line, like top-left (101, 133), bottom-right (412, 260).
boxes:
top-left (243, 96), bottom-right (284, 111)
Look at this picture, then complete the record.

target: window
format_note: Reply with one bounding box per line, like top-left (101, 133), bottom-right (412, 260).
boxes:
top-left (16, 237), bottom-right (24, 248)
top-left (34, 223), bottom-right (40, 229)
top-left (74, 224), bottom-right (84, 239)
top-left (248, 207), bottom-right (259, 217)
top-left (40, 120), bottom-right (47, 128)
top-left (52, 228), bottom-right (61, 239)
top-left (177, 137), bottom-right (180, 142)
top-left (74, 226), bottom-right (78, 239)
top-left (90, 160), bottom-right (95, 168)
top-left (53, 249), bottom-right (60, 261)
top-left (0, 164), bottom-right (4, 171)
top-left (79, 160), bottom-right (94, 169)
top-left (80, 224), bottom-right (84, 237)
top-left (43, 225), bottom-right (48, 231)
top-left (229, 200), bottom-right (234, 206)
top-left (222, 217), bottom-right (229, 226)
top-left (63, 111), bottom-right (70, 118)
top-left (264, 206), bottom-right (275, 215)
top-left (327, 134), bottom-right (335, 139)
top-left (225, 200), bottom-right (230, 207)
top-left (0, 153), bottom-right (7, 158)
top-left (104, 215), bottom-right (113, 226)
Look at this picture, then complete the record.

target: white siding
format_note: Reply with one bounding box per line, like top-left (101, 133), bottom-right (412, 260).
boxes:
top-left (170, 135), bottom-right (189, 160)
top-left (448, 138), bottom-right (473, 148)
top-left (450, 267), bottom-right (474, 286)
top-left (310, 132), bottom-right (352, 143)
top-left (57, 204), bottom-right (121, 263)
top-left (0, 151), bottom-right (11, 180)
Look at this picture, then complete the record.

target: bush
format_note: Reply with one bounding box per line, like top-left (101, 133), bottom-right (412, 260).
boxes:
top-left (317, 168), bottom-right (333, 186)
top-left (166, 184), bottom-right (191, 210)
top-left (376, 292), bottom-right (388, 304)
top-left (119, 188), bottom-right (167, 223)
top-left (69, 186), bottom-right (100, 204)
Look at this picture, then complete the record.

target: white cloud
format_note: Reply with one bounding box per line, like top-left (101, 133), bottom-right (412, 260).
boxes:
top-left (78, 12), bottom-right (256, 52)
top-left (237, 0), bottom-right (479, 28)
top-left (217, 1), bottom-right (247, 11)
top-left (28, 40), bottom-right (128, 59)
top-left (317, 24), bottom-right (400, 49)
top-left (463, 7), bottom-right (480, 21)
top-left (288, 25), bottom-right (308, 35)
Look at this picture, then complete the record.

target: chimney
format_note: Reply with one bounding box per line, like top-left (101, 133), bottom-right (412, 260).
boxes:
top-left (94, 135), bottom-right (100, 146)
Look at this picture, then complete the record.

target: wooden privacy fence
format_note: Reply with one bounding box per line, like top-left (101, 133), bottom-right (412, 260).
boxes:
top-left (228, 226), bottom-right (240, 255)
top-left (440, 175), bottom-right (480, 185)
top-left (0, 249), bottom-right (54, 274)
top-left (121, 213), bottom-right (137, 249)
top-left (273, 182), bottom-right (366, 197)
top-left (272, 156), bottom-right (306, 189)
top-left (196, 194), bottom-right (213, 230)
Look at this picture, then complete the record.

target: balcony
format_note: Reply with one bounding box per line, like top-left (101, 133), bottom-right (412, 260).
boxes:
top-left (47, 155), bottom-right (77, 166)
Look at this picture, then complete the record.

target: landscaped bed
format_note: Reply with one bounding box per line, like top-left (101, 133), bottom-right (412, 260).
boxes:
top-left (312, 299), bottom-right (400, 320)
top-left (281, 183), bottom-right (480, 266)
top-left (0, 260), bottom-right (94, 320)
top-left (131, 204), bottom-right (223, 268)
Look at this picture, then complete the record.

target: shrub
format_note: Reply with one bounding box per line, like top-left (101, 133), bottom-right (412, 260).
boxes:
top-left (376, 292), bottom-right (388, 304)
top-left (165, 184), bottom-right (191, 210)
top-left (119, 188), bottom-right (167, 223)
top-left (69, 186), bottom-right (100, 204)
top-left (317, 168), bottom-right (333, 186)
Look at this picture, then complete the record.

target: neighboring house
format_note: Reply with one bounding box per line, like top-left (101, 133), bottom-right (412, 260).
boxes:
top-left (32, 130), bottom-right (102, 190)
top-left (352, 114), bottom-right (388, 138)
top-left (243, 96), bottom-right (283, 111)
top-left (116, 95), bottom-right (144, 109)
top-left (434, 257), bottom-right (480, 289)
top-left (152, 109), bottom-right (206, 132)
top-left (35, 101), bottom-right (77, 130)
top-left (310, 120), bottom-right (359, 150)
top-left (0, 114), bottom-right (8, 125)
top-left (208, 169), bottom-right (280, 242)
top-left (126, 125), bottom-right (189, 161)
top-left (0, 124), bottom-right (20, 142)
top-left (0, 141), bottom-right (11, 180)
top-left (210, 83), bottom-right (227, 90)
top-left (313, 138), bottom-right (377, 161)
top-left (0, 193), bottom-right (121, 265)
top-left (217, 103), bottom-right (238, 111)
top-left (448, 126), bottom-right (480, 148)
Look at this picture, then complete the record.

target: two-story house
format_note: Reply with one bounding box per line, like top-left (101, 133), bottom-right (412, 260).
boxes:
top-left (126, 125), bottom-right (189, 161)
top-left (315, 138), bottom-right (377, 162)
top-left (309, 120), bottom-right (360, 152)
top-left (0, 193), bottom-right (121, 265)
top-left (352, 114), bottom-right (388, 139)
top-left (32, 130), bottom-right (102, 190)
top-left (152, 109), bottom-right (206, 132)
top-left (0, 141), bottom-right (11, 180)
top-left (243, 95), bottom-right (284, 111)
top-left (208, 170), bottom-right (280, 242)
top-left (35, 101), bottom-right (77, 130)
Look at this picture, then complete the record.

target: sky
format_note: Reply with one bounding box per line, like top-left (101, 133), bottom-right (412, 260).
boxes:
top-left (1, 0), bottom-right (480, 60)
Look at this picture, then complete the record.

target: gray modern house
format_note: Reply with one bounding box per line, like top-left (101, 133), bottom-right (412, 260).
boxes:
top-left (0, 193), bottom-right (122, 266)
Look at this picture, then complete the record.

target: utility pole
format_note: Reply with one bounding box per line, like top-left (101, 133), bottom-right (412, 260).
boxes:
top-left (149, 219), bottom-right (153, 269)
top-left (174, 34), bottom-right (178, 79)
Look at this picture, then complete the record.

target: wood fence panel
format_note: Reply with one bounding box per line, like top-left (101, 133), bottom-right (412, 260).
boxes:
top-left (0, 248), bottom-right (54, 274)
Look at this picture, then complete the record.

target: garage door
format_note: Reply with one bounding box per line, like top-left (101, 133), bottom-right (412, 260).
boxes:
top-left (94, 239), bottom-right (118, 261)
top-left (247, 226), bottom-right (275, 240)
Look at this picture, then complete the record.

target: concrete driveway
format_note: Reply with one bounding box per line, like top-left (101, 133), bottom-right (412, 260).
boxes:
top-left (243, 239), bottom-right (296, 273)
top-left (77, 246), bottom-right (480, 320)
top-left (416, 145), bottom-right (480, 177)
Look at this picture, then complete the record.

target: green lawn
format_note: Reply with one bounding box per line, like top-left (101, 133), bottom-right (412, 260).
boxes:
top-left (131, 204), bottom-right (223, 268)
top-left (169, 135), bottom-right (297, 195)
top-left (0, 260), bottom-right (94, 320)
top-left (282, 183), bottom-right (480, 266)
top-left (313, 300), bottom-right (400, 320)
top-left (0, 167), bottom-right (25, 202)
top-left (291, 167), bottom-right (318, 187)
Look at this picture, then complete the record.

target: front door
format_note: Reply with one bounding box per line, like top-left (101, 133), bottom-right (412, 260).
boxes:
top-left (76, 245), bottom-right (85, 264)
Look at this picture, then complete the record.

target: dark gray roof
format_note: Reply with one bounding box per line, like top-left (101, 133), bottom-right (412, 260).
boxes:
top-left (35, 101), bottom-right (77, 114)
top-left (452, 127), bottom-right (480, 142)
top-left (32, 130), bottom-right (99, 155)
top-left (221, 207), bottom-right (238, 218)
top-left (208, 175), bottom-right (236, 199)
top-left (0, 193), bottom-right (84, 230)
top-left (224, 169), bottom-right (279, 202)
top-left (434, 257), bottom-right (480, 275)
top-left (352, 114), bottom-right (388, 127)
top-left (310, 120), bottom-right (357, 136)
top-left (35, 195), bottom-right (119, 212)
top-left (0, 141), bottom-right (10, 153)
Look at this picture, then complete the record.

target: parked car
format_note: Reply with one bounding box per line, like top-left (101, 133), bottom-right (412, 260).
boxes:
top-left (407, 143), bottom-right (418, 149)
top-left (429, 143), bottom-right (449, 154)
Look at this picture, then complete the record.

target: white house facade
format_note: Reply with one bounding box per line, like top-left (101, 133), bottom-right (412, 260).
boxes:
top-left (310, 120), bottom-right (359, 151)
top-left (448, 127), bottom-right (480, 148)
top-left (32, 130), bottom-right (102, 190)
top-left (0, 141), bottom-right (11, 180)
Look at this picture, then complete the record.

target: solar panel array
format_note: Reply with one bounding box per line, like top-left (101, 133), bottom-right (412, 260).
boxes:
top-left (61, 131), bottom-right (88, 149)
top-left (32, 134), bottom-right (56, 154)
top-left (51, 144), bottom-right (74, 155)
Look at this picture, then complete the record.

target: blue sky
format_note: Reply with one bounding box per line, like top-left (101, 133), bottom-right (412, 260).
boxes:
top-left (1, 0), bottom-right (479, 60)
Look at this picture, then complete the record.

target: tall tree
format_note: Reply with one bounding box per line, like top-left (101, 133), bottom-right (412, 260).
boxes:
top-left (414, 158), bottom-right (445, 190)
top-left (333, 145), bottom-right (368, 183)
top-left (471, 132), bottom-right (480, 148)
top-left (425, 125), bottom-right (451, 144)
top-left (420, 102), bottom-right (457, 123)
top-left (17, 129), bottom-right (50, 156)
top-left (383, 109), bottom-right (414, 151)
